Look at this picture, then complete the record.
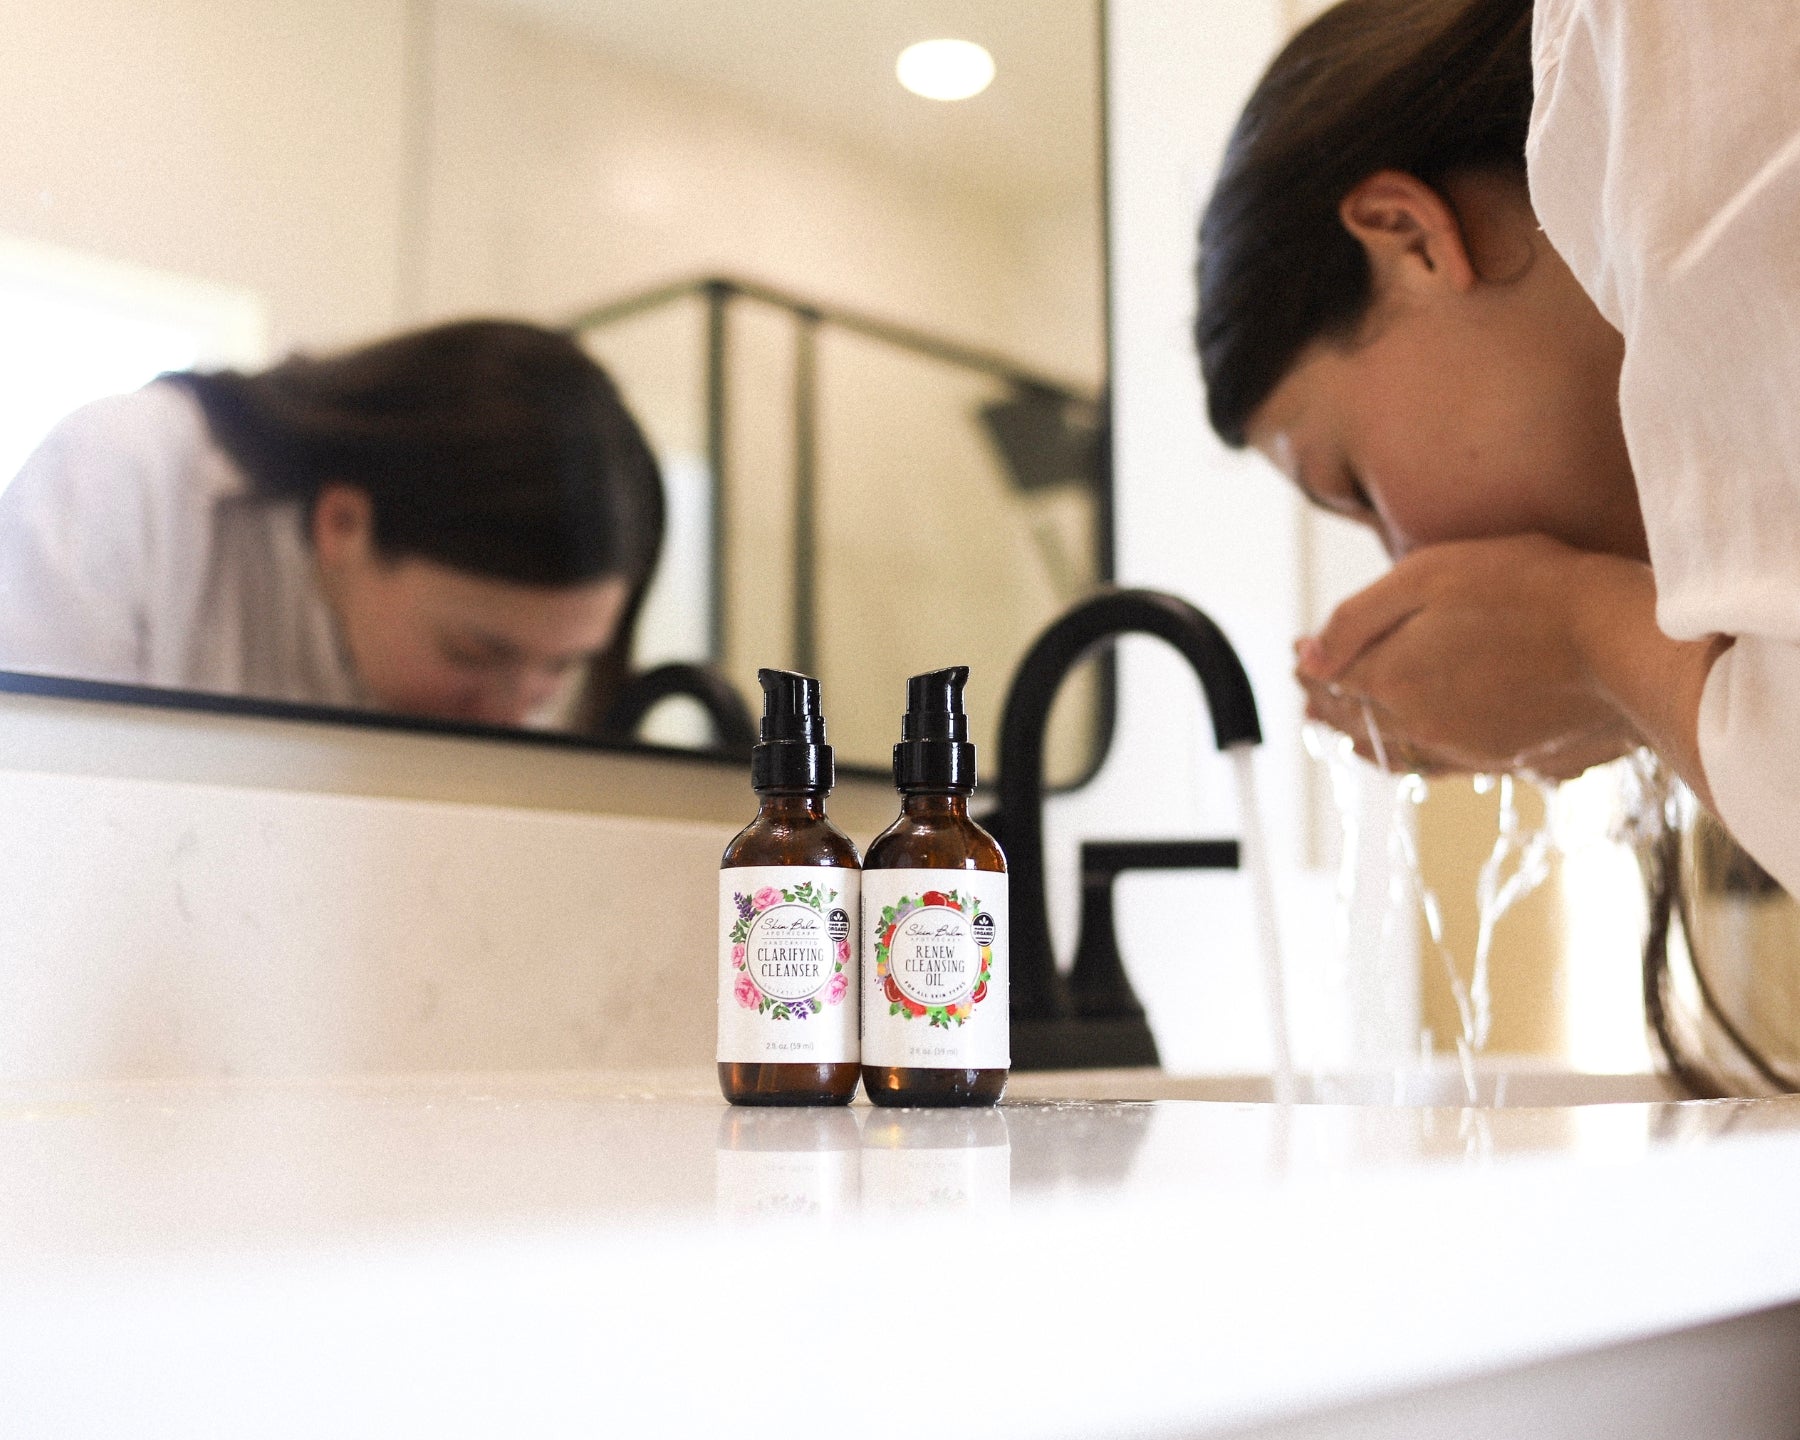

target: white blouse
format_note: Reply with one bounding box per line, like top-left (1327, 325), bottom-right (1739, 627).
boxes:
top-left (1529, 0), bottom-right (1800, 893)
top-left (0, 382), bottom-right (364, 709)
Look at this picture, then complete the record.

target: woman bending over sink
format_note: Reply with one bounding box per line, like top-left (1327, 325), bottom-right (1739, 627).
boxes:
top-left (0, 319), bottom-right (664, 730)
top-left (1199, 0), bottom-right (1800, 895)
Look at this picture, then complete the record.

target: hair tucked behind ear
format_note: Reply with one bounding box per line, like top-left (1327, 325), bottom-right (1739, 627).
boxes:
top-left (1197, 0), bottom-right (1534, 447)
top-left (168, 319), bottom-right (664, 593)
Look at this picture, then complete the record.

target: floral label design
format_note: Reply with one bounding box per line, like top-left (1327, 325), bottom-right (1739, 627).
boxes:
top-left (728, 879), bottom-right (852, 1020)
top-left (718, 866), bottom-right (860, 1065)
top-left (861, 868), bottom-right (1008, 1071)
top-left (872, 890), bottom-right (993, 1028)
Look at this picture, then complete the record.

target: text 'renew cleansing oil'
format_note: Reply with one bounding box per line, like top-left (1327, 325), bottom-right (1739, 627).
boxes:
top-left (718, 669), bottom-right (861, 1106)
top-left (862, 666), bottom-right (1008, 1107)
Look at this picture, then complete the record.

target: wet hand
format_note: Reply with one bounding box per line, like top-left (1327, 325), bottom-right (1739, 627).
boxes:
top-left (1294, 535), bottom-right (1644, 781)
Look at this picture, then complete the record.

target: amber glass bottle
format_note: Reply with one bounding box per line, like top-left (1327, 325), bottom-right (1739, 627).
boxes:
top-left (862, 666), bottom-right (1008, 1107)
top-left (718, 669), bottom-right (861, 1106)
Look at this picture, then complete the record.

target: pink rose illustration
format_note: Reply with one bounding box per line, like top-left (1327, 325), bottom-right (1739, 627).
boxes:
top-left (835, 939), bottom-right (851, 964)
top-left (734, 973), bottom-right (761, 1009)
top-left (825, 971), bottom-right (850, 1005)
top-left (731, 943), bottom-right (746, 968)
top-left (752, 886), bottom-right (782, 912)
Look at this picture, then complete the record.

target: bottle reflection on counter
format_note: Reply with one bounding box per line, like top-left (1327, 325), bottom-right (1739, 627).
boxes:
top-left (714, 1107), bottom-right (862, 1222)
top-left (859, 1108), bottom-right (1011, 1220)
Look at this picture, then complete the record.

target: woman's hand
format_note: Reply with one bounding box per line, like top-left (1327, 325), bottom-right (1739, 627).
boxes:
top-left (1294, 535), bottom-right (1717, 787)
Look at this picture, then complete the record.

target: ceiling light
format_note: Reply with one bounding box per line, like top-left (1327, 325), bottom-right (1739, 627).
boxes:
top-left (896, 39), bottom-right (995, 102)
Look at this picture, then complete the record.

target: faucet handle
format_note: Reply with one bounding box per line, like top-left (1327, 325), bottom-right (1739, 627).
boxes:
top-left (1009, 838), bottom-right (1241, 1072)
top-left (1071, 839), bottom-right (1241, 1023)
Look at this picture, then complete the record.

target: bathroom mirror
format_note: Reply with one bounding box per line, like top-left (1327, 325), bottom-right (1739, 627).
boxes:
top-left (0, 0), bottom-right (1108, 782)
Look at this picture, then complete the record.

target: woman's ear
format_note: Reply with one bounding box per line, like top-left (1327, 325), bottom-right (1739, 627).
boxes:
top-left (310, 482), bottom-right (376, 572)
top-left (1339, 170), bottom-right (1478, 296)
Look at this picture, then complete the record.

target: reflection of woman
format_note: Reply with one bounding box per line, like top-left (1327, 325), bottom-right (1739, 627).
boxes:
top-left (0, 319), bottom-right (664, 728)
top-left (1199, 0), bottom-right (1800, 894)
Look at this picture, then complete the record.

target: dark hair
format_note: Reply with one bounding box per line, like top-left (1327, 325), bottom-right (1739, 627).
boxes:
top-left (1197, 0), bottom-right (1534, 446)
top-left (168, 319), bottom-right (664, 590)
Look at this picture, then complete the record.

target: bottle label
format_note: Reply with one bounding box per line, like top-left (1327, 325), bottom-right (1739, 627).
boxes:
top-left (718, 866), bottom-right (860, 1064)
top-left (861, 869), bottom-right (1008, 1069)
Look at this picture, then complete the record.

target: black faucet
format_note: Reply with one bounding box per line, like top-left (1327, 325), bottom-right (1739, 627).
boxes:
top-left (990, 588), bottom-right (1262, 1070)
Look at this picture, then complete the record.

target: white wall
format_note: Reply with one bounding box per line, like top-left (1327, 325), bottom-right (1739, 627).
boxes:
top-left (0, 685), bottom-right (891, 1083)
top-left (0, 0), bottom-right (1101, 383)
top-left (419, 2), bottom-right (1101, 377)
top-left (0, 768), bottom-right (728, 1080)
top-left (0, 0), bottom-right (409, 353)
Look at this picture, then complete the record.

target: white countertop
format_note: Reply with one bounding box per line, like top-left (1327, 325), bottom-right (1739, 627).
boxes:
top-left (5, 1069), bottom-right (1800, 1438)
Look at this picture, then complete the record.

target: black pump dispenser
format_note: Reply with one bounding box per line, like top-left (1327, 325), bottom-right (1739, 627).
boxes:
top-left (893, 665), bottom-right (978, 793)
top-left (751, 668), bottom-right (833, 794)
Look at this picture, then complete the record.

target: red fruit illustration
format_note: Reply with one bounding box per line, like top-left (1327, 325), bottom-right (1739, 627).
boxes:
top-left (882, 924), bottom-right (897, 948)
top-left (904, 999), bottom-right (927, 1017)
top-left (970, 980), bottom-right (988, 1004)
top-left (884, 975), bottom-right (904, 1004)
top-left (920, 890), bottom-right (950, 907)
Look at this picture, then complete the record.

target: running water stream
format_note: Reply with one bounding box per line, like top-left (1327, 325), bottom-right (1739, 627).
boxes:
top-left (1224, 707), bottom-right (1564, 1106)
top-left (1228, 742), bottom-right (1295, 1102)
top-left (1303, 706), bottom-right (1558, 1103)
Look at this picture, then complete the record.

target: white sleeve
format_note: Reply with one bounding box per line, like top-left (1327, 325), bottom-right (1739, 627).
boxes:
top-left (1529, 0), bottom-right (1800, 892)
top-left (0, 394), bottom-right (162, 684)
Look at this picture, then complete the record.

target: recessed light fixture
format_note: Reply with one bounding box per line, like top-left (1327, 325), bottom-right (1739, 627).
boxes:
top-left (896, 39), bottom-right (995, 102)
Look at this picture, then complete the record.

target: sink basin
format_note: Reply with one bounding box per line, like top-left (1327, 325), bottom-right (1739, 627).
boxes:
top-left (1009, 1058), bottom-right (1684, 1107)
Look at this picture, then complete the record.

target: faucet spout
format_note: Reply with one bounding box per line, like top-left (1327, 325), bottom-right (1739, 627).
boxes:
top-left (995, 588), bottom-right (1262, 1040)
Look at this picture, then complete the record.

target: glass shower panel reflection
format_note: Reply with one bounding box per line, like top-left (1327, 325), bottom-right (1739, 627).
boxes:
top-left (573, 279), bottom-right (1107, 777)
top-left (813, 328), bottom-right (1103, 780)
